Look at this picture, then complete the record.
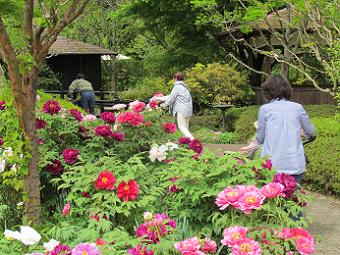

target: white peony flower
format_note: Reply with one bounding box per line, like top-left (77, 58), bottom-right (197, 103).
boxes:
top-left (11, 164), bottom-right (19, 173)
top-left (43, 239), bottom-right (60, 251)
top-left (82, 114), bottom-right (97, 121)
top-left (19, 226), bottom-right (41, 246)
top-left (112, 103), bottom-right (126, 111)
top-left (3, 147), bottom-right (13, 157)
top-left (4, 229), bottom-right (21, 241)
top-left (149, 145), bottom-right (168, 162)
top-left (0, 159), bottom-right (6, 173)
top-left (166, 142), bottom-right (179, 151)
top-left (17, 201), bottom-right (24, 207)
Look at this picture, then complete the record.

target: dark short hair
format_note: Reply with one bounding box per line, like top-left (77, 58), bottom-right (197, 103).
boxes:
top-left (261, 75), bottom-right (293, 101)
top-left (76, 73), bottom-right (85, 79)
top-left (173, 71), bottom-right (184, 81)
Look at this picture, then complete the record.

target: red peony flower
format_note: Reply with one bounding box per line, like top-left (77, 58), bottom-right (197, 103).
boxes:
top-left (189, 139), bottom-right (203, 154)
top-left (117, 112), bottom-right (144, 127)
top-left (0, 137), bottom-right (4, 146)
top-left (145, 121), bottom-right (152, 127)
top-left (62, 148), bottom-right (79, 165)
top-left (163, 123), bottom-right (177, 133)
top-left (95, 125), bottom-right (113, 137)
top-left (78, 125), bottom-right (88, 133)
top-left (46, 160), bottom-right (64, 175)
top-left (80, 191), bottom-right (91, 198)
top-left (43, 100), bottom-right (61, 115)
top-left (69, 109), bottom-right (83, 121)
top-left (117, 179), bottom-right (140, 201)
top-left (149, 100), bottom-right (157, 109)
top-left (96, 238), bottom-right (106, 246)
top-left (0, 100), bottom-right (5, 110)
top-left (111, 132), bottom-right (125, 142)
top-left (178, 137), bottom-right (191, 144)
top-left (129, 100), bottom-right (146, 113)
top-left (37, 138), bottom-right (45, 145)
top-left (36, 118), bottom-right (47, 129)
top-left (262, 159), bottom-right (272, 170)
top-left (100, 112), bottom-right (116, 123)
top-left (95, 170), bottom-right (116, 190)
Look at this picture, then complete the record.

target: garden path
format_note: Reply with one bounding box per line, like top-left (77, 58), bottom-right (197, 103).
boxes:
top-left (205, 144), bottom-right (340, 255)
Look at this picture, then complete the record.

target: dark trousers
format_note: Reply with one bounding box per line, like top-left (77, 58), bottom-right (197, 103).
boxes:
top-left (80, 91), bottom-right (95, 115)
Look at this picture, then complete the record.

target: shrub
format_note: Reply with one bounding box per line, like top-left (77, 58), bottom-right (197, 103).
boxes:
top-left (185, 63), bottom-right (254, 106)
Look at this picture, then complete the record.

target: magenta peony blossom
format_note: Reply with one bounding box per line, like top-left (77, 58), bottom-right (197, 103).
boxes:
top-left (69, 109), bottom-right (83, 121)
top-left (117, 112), bottom-right (144, 127)
top-left (260, 182), bottom-right (285, 198)
top-left (0, 100), bottom-right (5, 110)
top-left (36, 118), bottom-right (47, 129)
top-left (100, 112), bottom-right (116, 123)
top-left (0, 137), bottom-right (3, 146)
top-left (215, 187), bottom-right (243, 210)
top-left (129, 100), bottom-right (146, 113)
top-left (221, 226), bottom-right (248, 247)
top-left (178, 136), bottom-right (191, 144)
top-left (95, 125), bottom-right (113, 137)
top-left (149, 100), bottom-right (157, 109)
top-left (62, 148), bottom-right (79, 165)
top-left (128, 244), bottom-right (154, 255)
top-left (189, 139), bottom-right (203, 153)
top-left (163, 123), bottom-right (177, 133)
top-left (296, 237), bottom-right (315, 255)
top-left (46, 160), bottom-right (64, 175)
top-left (273, 173), bottom-right (297, 198)
top-left (72, 243), bottom-right (100, 255)
top-left (43, 100), bottom-right (61, 115)
top-left (201, 239), bottom-right (217, 254)
top-left (262, 159), bottom-right (272, 170)
top-left (50, 243), bottom-right (71, 255)
top-left (111, 132), bottom-right (125, 142)
top-left (62, 203), bottom-right (71, 216)
top-left (231, 238), bottom-right (262, 255)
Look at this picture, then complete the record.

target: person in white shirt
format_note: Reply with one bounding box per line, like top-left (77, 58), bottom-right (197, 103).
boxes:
top-left (154, 72), bottom-right (194, 140)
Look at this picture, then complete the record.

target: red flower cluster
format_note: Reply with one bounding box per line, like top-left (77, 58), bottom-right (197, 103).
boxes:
top-left (273, 173), bottom-right (297, 198)
top-left (95, 170), bottom-right (116, 190)
top-left (62, 148), bottom-right (79, 165)
top-left (100, 112), bottom-right (116, 123)
top-left (95, 125), bottom-right (113, 137)
top-left (149, 100), bottom-right (157, 109)
top-left (0, 100), bottom-right (5, 110)
top-left (46, 160), bottom-right (64, 175)
top-left (117, 179), bottom-right (140, 201)
top-left (111, 132), bottom-right (125, 142)
top-left (178, 136), bottom-right (191, 144)
top-left (69, 109), bottom-right (83, 121)
top-left (128, 244), bottom-right (154, 255)
top-left (189, 139), bottom-right (203, 153)
top-left (163, 123), bottom-right (177, 133)
top-left (36, 118), bottom-right (47, 129)
top-left (117, 112), bottom-right (144, 127)
top-left (43, 100), bottom-right (61, 115)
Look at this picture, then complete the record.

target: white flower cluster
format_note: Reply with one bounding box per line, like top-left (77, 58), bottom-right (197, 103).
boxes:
top-left (0, 147), bottom-right (20, 174)
top-left (112, 103), bottom-right (127, 111)
top-left (82, 114), bottom-right (97, 121)
top-left (4, 226), bottom-right (41, 246)
top-left (149, 142), bottom-right (179, 162)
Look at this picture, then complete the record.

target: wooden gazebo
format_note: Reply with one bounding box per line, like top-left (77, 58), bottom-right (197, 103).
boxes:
top-left (47, 36), bottom-right (117, 91)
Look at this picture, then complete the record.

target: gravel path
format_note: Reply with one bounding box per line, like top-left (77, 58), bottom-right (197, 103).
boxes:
top-left (205, 144), bottom-right (340, 255)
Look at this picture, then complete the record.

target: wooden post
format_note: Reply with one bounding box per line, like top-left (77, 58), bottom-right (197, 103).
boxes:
top-left (111, 54), bottom-right (116, 92)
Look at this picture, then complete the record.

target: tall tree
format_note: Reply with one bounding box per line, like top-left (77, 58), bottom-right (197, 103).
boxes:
top-left (0, 0), bottom-right (90, 225)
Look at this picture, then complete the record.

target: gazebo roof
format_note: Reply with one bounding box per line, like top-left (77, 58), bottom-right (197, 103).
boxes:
top-left (48, 36), bottom-right (117, 56)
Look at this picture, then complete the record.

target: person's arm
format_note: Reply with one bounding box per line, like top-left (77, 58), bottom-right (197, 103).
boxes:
top-left (153, 95), bottom-right (169, 102)
top-left (256, 106), bottom-right (266, 144)
top-left (299, 105), bottom-right (314, 137)
top-left (68, 81), bottom-right (77, 98)
top-left (162, 86), bottom-right (178, 108)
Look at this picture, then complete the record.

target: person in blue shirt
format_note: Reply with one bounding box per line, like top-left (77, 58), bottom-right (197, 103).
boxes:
top-left (253, 75), bottom-right (314, 185)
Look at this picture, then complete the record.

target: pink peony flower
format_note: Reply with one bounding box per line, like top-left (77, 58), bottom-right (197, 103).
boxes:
top-left (236, 190), bottom-right (266, 214)
top-left (0, 100), bottom-right (5, 110)
top-left (62, 203), bottom-right (71, 216)
top-left (117, 112), bottom-right (144, 127)
top-left (117, 179), bottom-right (140, 201)
top-left (178, 136), bottom-right (191, 144)
top-left (100, 112), bottom-right (116, 123)
top-left (71, 243), bottom-right (100, 255)
top-left (50, 243), bottom-right (71, 255)
top-left (128, 244), bottom-right (154, 255)
top-left (273, 173), bottom-right (297, 198)
top-left (260, 182), bottom-right (285, 198)
top-left (163, 123), bottom-right (177, 133)
top-left (201, 239), bottom-right (217, 254)
top-left (175, 237), bottom-right (202, 254)
top-left (231, 238), bottom-right (262, 255)
top-left (129, 100), bottom-right (146, 113)
top-left (111, 132), bottom-right (125, 142)
top-left (83, 114), bottom-right (97, 121)
top-left (261, 159), bottom-right (272, 170)
top-left (36, 95), bottom-right (41, 101)
top-left (43, 100), bottom-right (61, 115)
top-left (95, 170), bottom-right (116, 190)
top-left (36, 118), bottom-right (47, 129)
top-left (221, 226), bottom-right (248, 247)
top-left (46, 160), bottom-right (64, 175)
top-left (296, 236), bottom-right (315, 255)
top-left (189, 139), bottom-right (203, 153)
top-left (62, 148), bottom-right (79, 165)
top-left (95, 125), bottom-right (113, 137)
top-left (69, 109), bottom-right (83, 121)
top-left (215, 187), bottom-right (243, 210)
top-left (149, 100), bottom-right (157, 109)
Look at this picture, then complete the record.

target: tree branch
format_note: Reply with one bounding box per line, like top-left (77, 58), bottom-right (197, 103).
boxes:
top-left (24, 0), bottom-right (34, 50)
